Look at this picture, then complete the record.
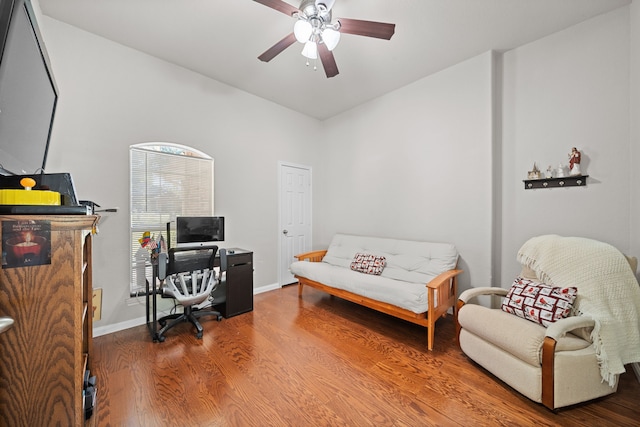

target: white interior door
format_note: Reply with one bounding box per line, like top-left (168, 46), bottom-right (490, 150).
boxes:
top-left (279, 162), bottom-right (312, 286)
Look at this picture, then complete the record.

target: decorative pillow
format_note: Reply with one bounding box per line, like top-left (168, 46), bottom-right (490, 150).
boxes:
top-left (350, 253), bottom-right (386, 275)
top-left (501, 277), bottom-right (578, 327)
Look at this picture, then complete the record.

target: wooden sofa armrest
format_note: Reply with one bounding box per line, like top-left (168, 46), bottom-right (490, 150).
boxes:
top-left (426, 269), bottom-right (463, 290)
top-left (424, 269), bottom-right (462, 349)
top-left (294, 250), bottom-right (328, 262)
top-left (426, 269), bottom-right (463, 315)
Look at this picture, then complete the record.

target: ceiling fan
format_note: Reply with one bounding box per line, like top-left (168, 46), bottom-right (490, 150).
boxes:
top-left (253, 0), bottom-right (396, 78)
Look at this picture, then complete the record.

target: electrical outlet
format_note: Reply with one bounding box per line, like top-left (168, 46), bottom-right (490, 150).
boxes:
top-left (92, 288), bottom-right (102, 321)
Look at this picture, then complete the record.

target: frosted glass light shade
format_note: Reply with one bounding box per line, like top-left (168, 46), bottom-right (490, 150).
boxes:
top-left (301, 41), bottom-right (318, 59)
top-left (322, 28), bottom-right (340, 51)
top-left (294, 20), bottom-right (313, 43)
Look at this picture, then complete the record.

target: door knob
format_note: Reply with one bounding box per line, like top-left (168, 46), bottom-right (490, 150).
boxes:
top-left (282, 230), bottom-right (288, 235)
top-left (0, 317), bottom-right (14, 334)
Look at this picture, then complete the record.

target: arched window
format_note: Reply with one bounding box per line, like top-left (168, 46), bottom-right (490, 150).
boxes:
top-left (129, 142), bottom-right (213, 295)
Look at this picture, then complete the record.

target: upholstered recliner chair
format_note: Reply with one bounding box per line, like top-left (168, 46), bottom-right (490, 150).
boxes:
top-left (457, 235), bottom-right (640, 410)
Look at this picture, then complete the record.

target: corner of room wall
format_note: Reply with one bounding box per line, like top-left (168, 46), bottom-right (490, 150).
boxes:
top-left (491, 50), bottom-right (503, 291)
top-left (317, 51), bottom-right (496, 294)
top-left (630, 1), bottom-right (640, 261)
top-left (501, 6), bottom-right (632, 284)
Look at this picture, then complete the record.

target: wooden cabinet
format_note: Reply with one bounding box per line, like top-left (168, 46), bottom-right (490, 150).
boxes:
top-left (0, 214), bottom-right (98, 426)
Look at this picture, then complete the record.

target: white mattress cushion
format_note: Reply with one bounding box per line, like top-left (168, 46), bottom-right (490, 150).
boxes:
top-left (322, 234), bottom-right (459, 284)
top-left (290, 261), bottom-right (431, 314)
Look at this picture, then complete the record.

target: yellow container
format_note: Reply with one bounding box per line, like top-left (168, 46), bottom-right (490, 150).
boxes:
top-left (0, 177), bottom-right (61, 205)
top-left (0, 189), bottom-right (61, 205)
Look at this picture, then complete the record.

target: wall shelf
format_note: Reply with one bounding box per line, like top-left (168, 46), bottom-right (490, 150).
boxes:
top-left (523, 175), bottom-right (588, 190)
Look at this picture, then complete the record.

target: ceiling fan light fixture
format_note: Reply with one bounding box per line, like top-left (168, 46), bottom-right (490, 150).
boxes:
top-left (254, 0), bottom-right (396, 78)
top-left (301, 40), bottom-right (318, 59)
top-left (322, 27), bottom-right (340, 51)
top-left (315, 0), bottom-right (336, 12)
top-left (294, 19), bottom-right (313, 43)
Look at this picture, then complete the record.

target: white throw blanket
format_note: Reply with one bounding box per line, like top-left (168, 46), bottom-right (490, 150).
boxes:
top-left (517, 235), bottom-right (640, 386)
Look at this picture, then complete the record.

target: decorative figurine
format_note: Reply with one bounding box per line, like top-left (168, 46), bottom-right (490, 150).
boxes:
top-left (546, 166), bottom-right (553, 179)
top-left (569, 147), bottom-right (581, 176)
top-left (557, 164), bottom-right (565, 178)
top-left (527, 163), bottom-right (541, 180)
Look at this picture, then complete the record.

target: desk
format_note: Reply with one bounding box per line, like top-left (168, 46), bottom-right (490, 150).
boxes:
top-left (146, 248), bottom-right (253, 342)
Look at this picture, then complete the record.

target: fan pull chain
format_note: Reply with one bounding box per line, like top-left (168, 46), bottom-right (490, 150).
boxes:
top-left (304, 58), bottom-right (318, 71)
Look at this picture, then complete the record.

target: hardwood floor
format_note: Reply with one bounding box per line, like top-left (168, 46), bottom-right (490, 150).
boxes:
top-left (92, 285), bottom-right (640, 426)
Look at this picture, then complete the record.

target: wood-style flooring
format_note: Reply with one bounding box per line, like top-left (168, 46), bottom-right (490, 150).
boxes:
top-left (91, 284), bottom-right (640, 426)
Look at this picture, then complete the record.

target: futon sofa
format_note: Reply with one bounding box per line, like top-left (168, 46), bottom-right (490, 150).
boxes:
top-left (290, 234), bottom-right (462, 350)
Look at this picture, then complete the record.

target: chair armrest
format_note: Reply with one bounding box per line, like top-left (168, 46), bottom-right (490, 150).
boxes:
top-left (294, 250), bottom-right (327, 262)
top-left (544, 316), bottom-right (596, 342)
top-left (458, 287), bottom-right (508, 303)
top-left (541, 315), bottom-right (597, 408)
top-left (157, 253), bottom-right (168, 280)
top-left (426, 269), bottom-right (463, 289)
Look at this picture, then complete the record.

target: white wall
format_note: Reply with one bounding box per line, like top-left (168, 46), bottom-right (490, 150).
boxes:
top-left (318, 52), bottom-right (496, 292)
top-left (500, 7), bottom-right (632, 284)
top-left (631, 1), bottom-right (640, 262)
top-left (36, 4), bottom-right (637, 330)
top-left (42, 18), bottom-right (323, 327)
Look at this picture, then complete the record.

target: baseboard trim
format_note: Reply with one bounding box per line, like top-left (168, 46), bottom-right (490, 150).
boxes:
top-left (93, 283), bottom-right (281, 337)
top-left (254, 282), bottom-right (281, 294)
top-left (94, 317), bottom-right (146, 337)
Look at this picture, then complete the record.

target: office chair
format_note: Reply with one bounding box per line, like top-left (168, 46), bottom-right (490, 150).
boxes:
top-left (156, 245), bottom-right (224, 341)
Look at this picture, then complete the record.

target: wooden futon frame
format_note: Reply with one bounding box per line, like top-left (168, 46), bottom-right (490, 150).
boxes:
top-left (294, 250), bottom-right (462, 351)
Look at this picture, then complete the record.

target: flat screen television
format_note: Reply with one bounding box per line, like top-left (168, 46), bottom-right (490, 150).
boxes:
top-left (0, 0), bottom-right (58, 176)
top-left (176, 216), bottom-right (225, 247)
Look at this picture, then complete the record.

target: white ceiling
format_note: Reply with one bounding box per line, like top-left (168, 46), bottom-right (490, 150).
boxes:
top-left (39, 0), bottom-right (631, 120)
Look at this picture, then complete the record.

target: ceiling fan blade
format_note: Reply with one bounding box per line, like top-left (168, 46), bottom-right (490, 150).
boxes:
top-left (318, 42), bottom-right (339, 78)
top-left (258, 33), bottom-right (297, 62)
top-left (253, 0), bottom-right (299, 16)
top-left (337, 18), bottom-right (395, 40)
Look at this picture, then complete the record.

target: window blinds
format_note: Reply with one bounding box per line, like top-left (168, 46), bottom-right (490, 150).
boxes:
top-left (129, 145), bottom-right (213, 295)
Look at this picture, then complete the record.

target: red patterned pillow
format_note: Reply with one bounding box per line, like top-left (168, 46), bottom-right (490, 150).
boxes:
top-left (350, 253), bottom-right (386, 275)
top-left (501, 277), bottom-right (577, 327)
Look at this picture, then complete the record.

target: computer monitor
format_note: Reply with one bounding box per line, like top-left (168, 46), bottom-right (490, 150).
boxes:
top-left (175, 216), bottom-right (224, 248)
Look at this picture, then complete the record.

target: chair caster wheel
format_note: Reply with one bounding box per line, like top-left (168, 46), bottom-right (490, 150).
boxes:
top-left (157, 335), bottom-right (165, 343)
top-left (159, 320), bottom-right (166, 327)
top-left (217, 315), bottom-right (223, 321)
top-left (196, 332), bottom-right (203, 339)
